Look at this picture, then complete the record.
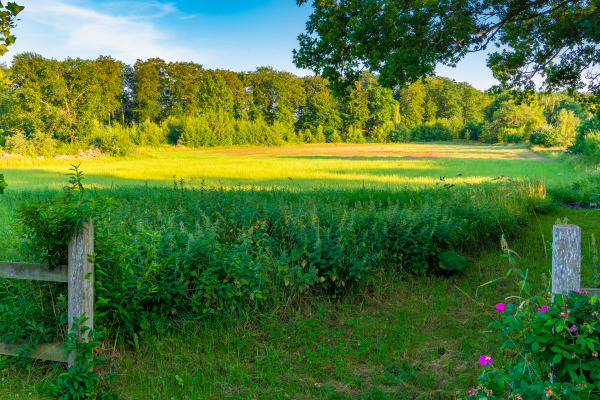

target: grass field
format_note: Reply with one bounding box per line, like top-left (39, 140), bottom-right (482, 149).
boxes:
top-left (0, 143), bottom-right (584, 191)
top-left (1, 143), bottom-right (599, 400)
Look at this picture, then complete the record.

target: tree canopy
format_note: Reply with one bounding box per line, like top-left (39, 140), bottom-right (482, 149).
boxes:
top-left (293, 0), bottom-right (600, 94)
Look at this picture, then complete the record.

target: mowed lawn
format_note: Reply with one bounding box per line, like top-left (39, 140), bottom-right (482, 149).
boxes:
top-left (0, 142), bottom-right (581, 192)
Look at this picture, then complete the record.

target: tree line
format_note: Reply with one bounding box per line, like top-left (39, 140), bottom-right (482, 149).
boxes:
top-left (0, 53), bottom-right (598, 156)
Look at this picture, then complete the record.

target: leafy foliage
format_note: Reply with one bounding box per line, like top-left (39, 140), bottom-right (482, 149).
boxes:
top-left (0, 2), bottom-right (23, 56)
top-left (459, 291), bottom-right (600, 399)
top-left (50, 318), bottom-right (117, 400)
top-left (294, 0), bottom-right (600, 94)
top-left (16, 165), bottom-right (97, 267)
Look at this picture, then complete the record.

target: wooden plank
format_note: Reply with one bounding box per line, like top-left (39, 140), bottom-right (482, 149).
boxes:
top-left (68, 220), bottom-right (94, 367)
top-left (0, 261), bottom-right (68, 283)
top-left (0, 341), bottom-right (67, 363)
top-left (582, 288), bottom-right (600, 296)
top-left (552, 225), bottom-right (581, 295)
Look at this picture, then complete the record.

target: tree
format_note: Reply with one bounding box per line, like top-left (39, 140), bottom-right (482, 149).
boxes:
top-left (132, 58), bottom-right (169, 122)
top-left (294, 0), bottom-right (600, 94)
top-left (0, 2), bottom-right (23, 56)
top-left (298, 75), bottom-right (341, 132)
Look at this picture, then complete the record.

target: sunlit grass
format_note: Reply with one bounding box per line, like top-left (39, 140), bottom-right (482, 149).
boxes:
top-left (0, 143), bottom-right (585, 192)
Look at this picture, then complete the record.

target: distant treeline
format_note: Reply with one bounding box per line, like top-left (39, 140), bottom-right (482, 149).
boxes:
top-left (0, 53), bottom-right (599, 156)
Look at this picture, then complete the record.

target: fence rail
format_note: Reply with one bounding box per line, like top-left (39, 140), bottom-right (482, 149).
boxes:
top-left (0, 221), bottom-right (94, 366)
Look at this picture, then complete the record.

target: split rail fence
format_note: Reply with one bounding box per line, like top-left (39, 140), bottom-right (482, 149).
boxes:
top-left (0, 221), bottom-right (94, 366)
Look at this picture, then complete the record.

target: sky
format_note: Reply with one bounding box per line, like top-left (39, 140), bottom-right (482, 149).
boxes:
top-left (5, 0), bottom-right (501, 91)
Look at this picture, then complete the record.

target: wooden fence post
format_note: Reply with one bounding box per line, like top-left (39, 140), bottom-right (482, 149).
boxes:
top-left (552, 224), bottom-right (581, 295)
top-left (67, 220), bottom-right (94, 366)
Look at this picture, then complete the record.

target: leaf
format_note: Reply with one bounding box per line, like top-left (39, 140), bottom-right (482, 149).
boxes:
top-left (553, 353), bottom-right (562, 363)
top-left (437, 251), bottom-right (468, 271)
top-left (6, 2), bottom-right (25, 16)
top-left (0, 174), bottom-right (6, 194)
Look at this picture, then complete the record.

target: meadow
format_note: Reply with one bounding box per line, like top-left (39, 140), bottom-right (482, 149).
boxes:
top-left (1, 142), bottom-right (599, 400)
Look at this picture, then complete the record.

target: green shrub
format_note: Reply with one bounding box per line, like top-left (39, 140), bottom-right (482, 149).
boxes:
top-left (328, 130), bottom-right (342, 143)
top-left (4, 132), bottom-right (31, 155)
top-left (93, 126), bottom-right (132, 156)
top-left (410, 123), bottom-right (453, 142)
top-left (346, 126), bottom-right (366, 143)
top-left (132, 120), bottom-right (167, 146)
top-left (315, 125), bottom-right (326, 143)
top-left (569, 117), bottom-right (600, 163)
top-left (389, 124), bottom-right (411, 142)
top-left (461, 122), bottom-right (483, 141)
top-left (529, 125), bottom-right (557, 147)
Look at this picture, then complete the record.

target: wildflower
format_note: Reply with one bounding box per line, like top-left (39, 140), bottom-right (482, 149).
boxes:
top-left (514, 394), bottom-right (522, 400)
top-left (575, 289), bottom-right (584, 294)
top-left (570, 325), bottom-right (578, 333)
top-left (571, 352), bottom-right (576, 359)
top-left (544, 387), bottom-right (553, 398)
top-left (592, 312), bottom-right (599, 318)
top-left (479, 355), bottom-right (492, 365)
top-left (496, 303), bottom-right (507, 313)
top-left (538, 306), bottom-right (549, 313)
top-left (592, 351), bottom-right (598, 357)
top-left (469, 389), bottom-right (477, 395)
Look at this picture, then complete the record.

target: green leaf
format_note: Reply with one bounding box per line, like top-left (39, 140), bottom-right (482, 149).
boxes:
top-left (553, 353), bottom-right (562, 363)
top-left (531, 341), bottom-right (539, 352)
top-left (6, 2), bottom-right (24, 16)
top-left (0, 174), bottom-right (6, 194)
top-left (437, 251), bottom-right (468, 271)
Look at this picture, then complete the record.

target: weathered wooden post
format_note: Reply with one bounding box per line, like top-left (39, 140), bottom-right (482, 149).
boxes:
top-left (552, 224), bottom-right (581, 295)
top-left (67, 220), bottom-right (94, 366)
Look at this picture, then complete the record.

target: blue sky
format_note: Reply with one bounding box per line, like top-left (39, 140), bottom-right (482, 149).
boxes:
top-left (5, 0), bottom-right (500, 91)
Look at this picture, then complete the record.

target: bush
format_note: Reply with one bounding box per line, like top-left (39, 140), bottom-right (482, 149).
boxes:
top-left (498, 127), bottom-right (526, 144)
top-left (346, 125), bottom-right (366, 143)
top-left (458, 290), bottom-right (600, 400)
top-left (410, 122), bottom-right (453, 142)
top-left (389, 124), bottom-right (411, 142)
top-left (132, 120), bottom-right (167, 146)
top-left (569, 117), bottom-right (600, 163)
top-left (93, 126), bottom-right (132, 156)
top-left (529, 125), bottom-right (557, 147)
top-left (461, 122), bottom-right (484, 141)
top-left (315, 125), bottom-right (326, 143)
top-left (328, 130), bottom-right (342, 143)
top-left (30, 131), bottom-right (57, 157)
top-left (4, 133), bottom-right (31, 155)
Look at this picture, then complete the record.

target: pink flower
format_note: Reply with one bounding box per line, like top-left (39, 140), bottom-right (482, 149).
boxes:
top-left (496, 303), bottom-right (507, 313)
top-left (575, 289), bottom-right (584, 294)
top-left (538, 306), bottom-right (549, 313)
top-left (469, 389), bottom-right (477, 395)
top-left (479, 355), bottom-right (492, 365)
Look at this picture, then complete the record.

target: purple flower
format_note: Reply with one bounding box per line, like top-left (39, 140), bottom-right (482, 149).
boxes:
top-left (538, 306), bottom-right (549, 313)
top-left (570, 325), bottom-right (578, 333)
top-left (496, 303), bottom-right (507, 313)
top-left (479, 355), bottom-right (492, 365)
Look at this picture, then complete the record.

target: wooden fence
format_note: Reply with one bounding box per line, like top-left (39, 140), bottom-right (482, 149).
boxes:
top-left (552, 224), bottom-right (600, 296)
top-left (0, 221), bottom-right (94, 366)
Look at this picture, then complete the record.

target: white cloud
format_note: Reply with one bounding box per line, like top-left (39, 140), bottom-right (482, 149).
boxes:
top-left (6, 0), bottom-right (209, 64)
